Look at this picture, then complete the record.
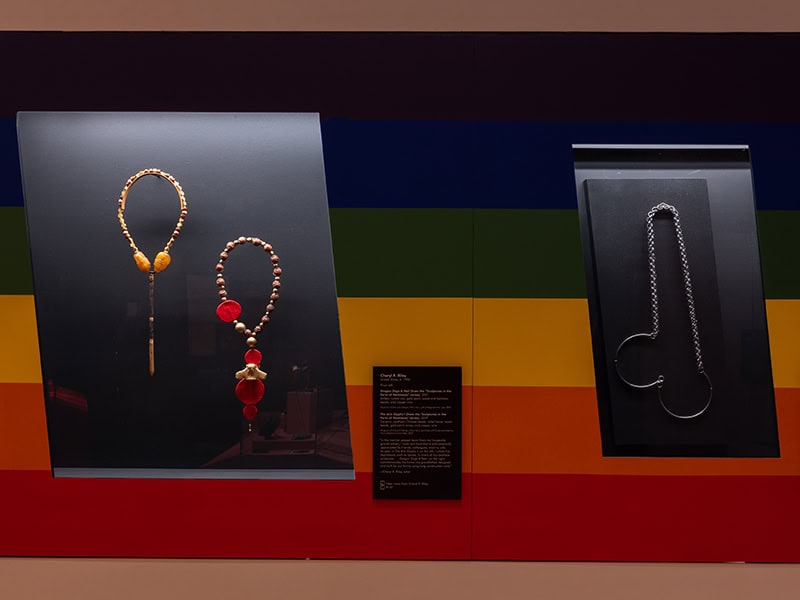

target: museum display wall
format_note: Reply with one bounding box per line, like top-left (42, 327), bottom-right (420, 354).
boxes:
top-left (1, 32), bottom-right (799, 562)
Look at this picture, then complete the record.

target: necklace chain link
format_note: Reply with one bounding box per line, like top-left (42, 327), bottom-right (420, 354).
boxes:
top-left (645, 203), bottom-right (704, 373)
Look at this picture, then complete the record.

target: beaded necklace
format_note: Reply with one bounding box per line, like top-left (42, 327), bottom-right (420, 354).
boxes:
top-left (214, 236), bottom-right (281, 425)
top-left (117, 168), bottom-right (187, 375)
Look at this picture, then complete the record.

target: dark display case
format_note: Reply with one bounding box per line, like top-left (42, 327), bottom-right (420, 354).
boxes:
top-left (18, 112), bottom-right (353, 478)
top-left (574, 145), bottom-right (779, 457)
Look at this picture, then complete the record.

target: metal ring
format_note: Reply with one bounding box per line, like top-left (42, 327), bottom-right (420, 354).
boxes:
top-left (613, 332), bottom-right (663, 390)
top-left (657, 369), bottom-right (712, 420)
top-left (615, 332), bottom-right (712, 419)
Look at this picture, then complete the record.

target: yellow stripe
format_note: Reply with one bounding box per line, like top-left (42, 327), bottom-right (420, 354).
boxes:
top-left (473, 298), bottom-right (595, 387)
top-left (338, 298), bottom-right (473, 386)
top-left (1, 296), bottom-right (796, 389)
top-left (0, 296), bottom-right (42, 383)
top-left (473, 298), bottom-right (800, 388)
top-left (766, 300), bottom-right (800, 389)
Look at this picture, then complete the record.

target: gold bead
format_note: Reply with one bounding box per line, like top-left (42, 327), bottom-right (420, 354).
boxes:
top-left (246, 337), bottom-right (257, 347)
top-left (133, 251), bottom-right (151, 272)
top-left (153, 251), bottom-right (171, 272)
top-left (235, 322), bottom-right (246, 333)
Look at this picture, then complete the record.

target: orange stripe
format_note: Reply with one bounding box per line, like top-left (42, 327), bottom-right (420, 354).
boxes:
top-left (0, 381), bottom-right (475, 474)
top-left (0, 383), bottom-right (50, 470)
top-left (347, 385), bottom-right (473, 473)
top-left (473, 386), bottom-right (800, 475)
top-left (5, 378), bottom-right (795, 476)
top-left (347, 385), bottom-right (372, 473)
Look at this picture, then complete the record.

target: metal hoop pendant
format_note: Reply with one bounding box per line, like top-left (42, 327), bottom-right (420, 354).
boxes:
top-left (657, 370), bottom-right (713, 420)
top-left (613, 332), bottom-right (664, 390)
top-left (614, 331), bottom-right (712, 419)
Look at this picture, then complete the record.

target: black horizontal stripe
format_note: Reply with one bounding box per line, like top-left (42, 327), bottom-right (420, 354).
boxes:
top-left (1, 32), bottom-right (800, 121)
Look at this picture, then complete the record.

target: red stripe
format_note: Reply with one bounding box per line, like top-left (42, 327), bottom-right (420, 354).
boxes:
top-left (472, 473), bottom-right (800, 562)
top-left (3, 470), bottom-right (800, 560)
top-left (0, 471), bottom-right (470, 559)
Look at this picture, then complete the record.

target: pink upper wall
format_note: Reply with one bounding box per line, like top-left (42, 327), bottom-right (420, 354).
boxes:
top-left (2, 0), bottom-right (800, 31)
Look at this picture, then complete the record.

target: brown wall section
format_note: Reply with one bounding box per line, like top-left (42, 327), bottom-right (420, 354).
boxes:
top-left (1, 0), bottom-right (800, 31)
top-left (3, 559), bottom-right (800, 599)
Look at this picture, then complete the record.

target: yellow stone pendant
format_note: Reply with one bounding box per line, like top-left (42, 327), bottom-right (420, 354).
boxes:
top-left (133, 251), bottom-right (151, 272)
top-left (154, 251), bottom-right (171, 272)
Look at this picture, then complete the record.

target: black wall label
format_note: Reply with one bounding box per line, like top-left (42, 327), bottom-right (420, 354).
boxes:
top-left (372, 366), bottom-right (462, 500)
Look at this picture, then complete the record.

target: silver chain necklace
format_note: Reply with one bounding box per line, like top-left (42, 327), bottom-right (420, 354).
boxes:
top-left (614, 202), bottom-right (712, 419)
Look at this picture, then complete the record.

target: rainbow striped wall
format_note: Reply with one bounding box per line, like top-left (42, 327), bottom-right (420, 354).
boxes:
top-left (1, 117), bottom-right (800, 560)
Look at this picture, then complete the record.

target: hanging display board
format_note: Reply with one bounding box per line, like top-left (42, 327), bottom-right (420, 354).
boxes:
top-left (573, 145), bottom-right (779, 457)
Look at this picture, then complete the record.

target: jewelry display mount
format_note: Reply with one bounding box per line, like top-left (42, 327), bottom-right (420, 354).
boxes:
top-left (574, 145), bottom-right (779, 458)
top-left (117, 168), bottom-right (188, 376)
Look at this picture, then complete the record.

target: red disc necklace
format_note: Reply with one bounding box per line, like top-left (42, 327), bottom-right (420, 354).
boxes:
top-left (214, 236), bottom-right (281, 425)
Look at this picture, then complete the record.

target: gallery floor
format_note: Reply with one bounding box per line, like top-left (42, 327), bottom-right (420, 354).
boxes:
top-left (1, 559), bottom-right (800, 599)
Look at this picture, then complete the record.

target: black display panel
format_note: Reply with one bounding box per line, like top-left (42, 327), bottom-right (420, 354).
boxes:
top-left (373, 367), bottom-right (462, 500)
top-left (574, 145), bottom-right (779, 457)
top-left (18, 112), bottom-right (353, 478)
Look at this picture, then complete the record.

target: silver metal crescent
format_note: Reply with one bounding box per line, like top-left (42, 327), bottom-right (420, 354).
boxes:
top-left (657, 369), bottom-right (713, 420)
top-left (613, 332), bottom-right (664, 390)
top-left (615, 331), bottom-right (712, 419)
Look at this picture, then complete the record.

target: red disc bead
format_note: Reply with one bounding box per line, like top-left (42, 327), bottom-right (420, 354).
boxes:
top-left (244, 349), bottom-right (262, 364)
top-left (236, 379), bottom-right (264, 405)
top-left (216, 299), bottom-right (242, 322)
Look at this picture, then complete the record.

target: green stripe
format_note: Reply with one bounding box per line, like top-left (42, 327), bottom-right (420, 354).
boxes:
top-left (0, 207), bottom-right (33, 294)
top-left (329, 209), bottom-right (586, 298)
top-left (473, 209), bottom-right (586, 298)
top-left (757, 210), bottom-right (800, 299)
top-left (331, 208), bottom-right (796, 299)
top-left (1, 207), bottom-right (795, 299)
top-left (330, 208), bottom-right (474, 298)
